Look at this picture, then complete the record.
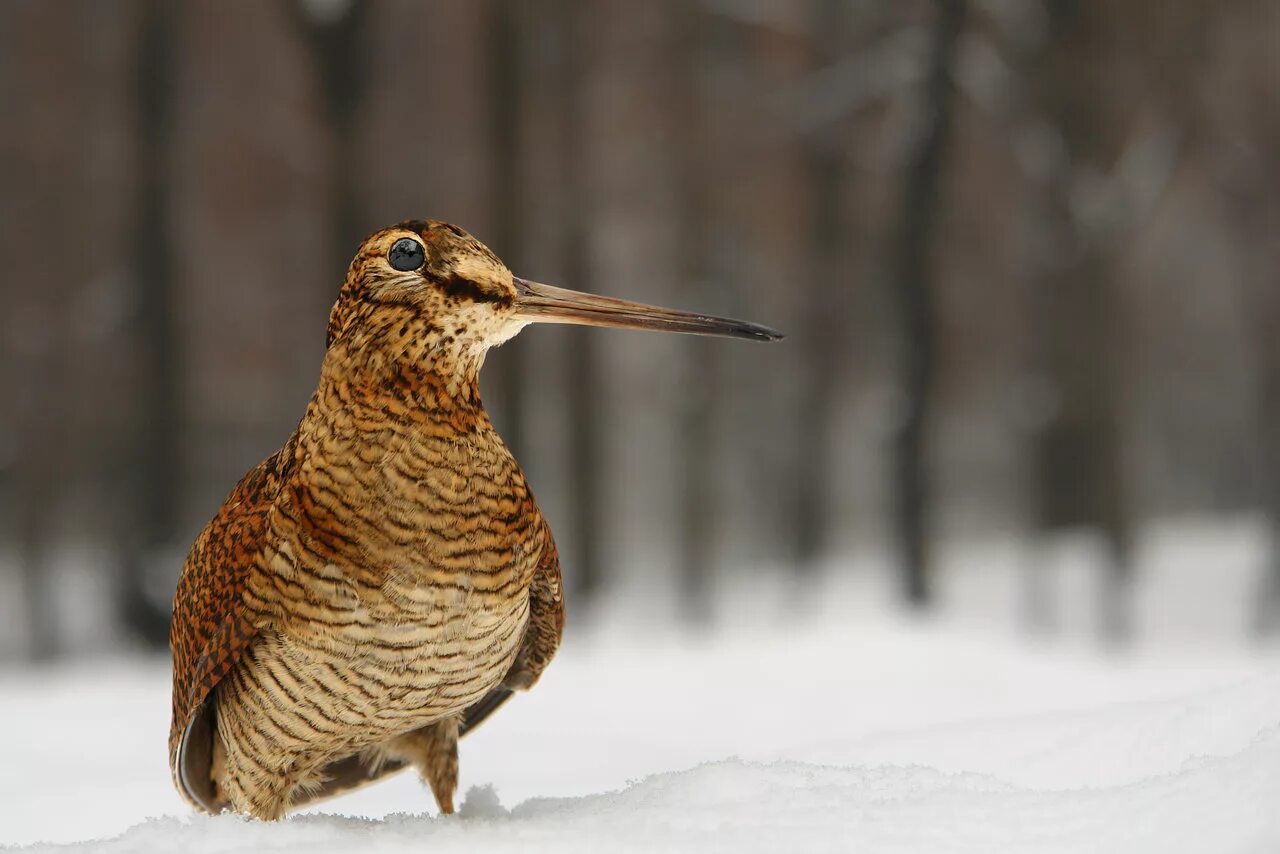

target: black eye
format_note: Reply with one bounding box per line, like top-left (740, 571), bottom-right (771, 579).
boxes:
top-left (388, 237), bottom-right (425, 272)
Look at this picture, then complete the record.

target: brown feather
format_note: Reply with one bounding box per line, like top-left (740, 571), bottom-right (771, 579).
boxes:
top-left (168, 221), bottom-right (565, 819)
top-left (168, 437), bottom-right (296, 807)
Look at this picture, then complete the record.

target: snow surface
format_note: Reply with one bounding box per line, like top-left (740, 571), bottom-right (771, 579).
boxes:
top-left (4, 519), bottom-right (1280, 852)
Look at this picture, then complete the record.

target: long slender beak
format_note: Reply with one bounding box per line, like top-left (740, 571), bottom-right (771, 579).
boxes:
top-left (512, 276), bottom-right (783, 342)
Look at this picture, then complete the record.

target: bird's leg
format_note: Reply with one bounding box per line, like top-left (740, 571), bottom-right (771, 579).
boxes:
top-left (382, 715), bottom-right (460, 815)
top-left (419, 717), bottom-right (459, 815)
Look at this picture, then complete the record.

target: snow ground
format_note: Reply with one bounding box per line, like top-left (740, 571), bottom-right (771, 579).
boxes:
top-left (3, 518), bottom-right (1280, 852)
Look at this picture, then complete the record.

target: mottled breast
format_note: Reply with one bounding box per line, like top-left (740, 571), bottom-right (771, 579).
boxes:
top-left (223, 401), bottom-right (544, 765)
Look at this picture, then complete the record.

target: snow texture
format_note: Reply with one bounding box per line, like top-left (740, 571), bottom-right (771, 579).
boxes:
top-left (4, 520), bottom-right (1280, 852)
top-left (14, 720), bottom-right (1280, 854)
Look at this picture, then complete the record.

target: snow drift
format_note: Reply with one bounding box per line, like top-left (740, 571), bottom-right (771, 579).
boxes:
top-left (6, 526), bottom-right (1280, 852)
top-left (22, 732), bottom-right (1280, 854)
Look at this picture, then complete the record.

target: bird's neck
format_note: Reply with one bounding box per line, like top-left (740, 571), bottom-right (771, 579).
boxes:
top-left (318, 305), bottom-right (489, 421)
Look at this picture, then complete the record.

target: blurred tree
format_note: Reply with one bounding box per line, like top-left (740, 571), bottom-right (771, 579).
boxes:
top-left (557, 0), bottom-right (604, 605)
top-left (291, 0), bottom-right (370, 278)
top-left (1252, 252), bottom-right (1280, 634)
top-left (120, 0), bottom-right (183, 646)
top-left (1019, 0), bottom-right (1213, 641)
top-left (793, 0), bottom-right (853, 569)
top-left (0, 0), bottom-right (97, 658)
top-left (483, 0), bottom-right (528, 455)
top-left (1205, 1), bottom-right (1280, 633)
top-left (1022, 1), bottom-right (1135, 641)
top-left (671, 0), bottom-right (719, 623)
top-left (888, 0), bottom-right (966, 607)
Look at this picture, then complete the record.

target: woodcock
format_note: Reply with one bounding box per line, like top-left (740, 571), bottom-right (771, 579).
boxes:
top-left (169, 220), bottom-right (781, 820)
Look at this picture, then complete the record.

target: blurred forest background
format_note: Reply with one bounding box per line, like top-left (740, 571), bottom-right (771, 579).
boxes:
top-left (2, 0), bottom-right (1279, 662)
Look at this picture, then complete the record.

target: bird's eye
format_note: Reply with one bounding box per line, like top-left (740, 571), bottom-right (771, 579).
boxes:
top-left (388, 237), bottom-right (425, 272)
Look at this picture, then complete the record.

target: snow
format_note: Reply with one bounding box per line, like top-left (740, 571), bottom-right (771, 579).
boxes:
top-left (4, 518), bottom-right (1280, 852)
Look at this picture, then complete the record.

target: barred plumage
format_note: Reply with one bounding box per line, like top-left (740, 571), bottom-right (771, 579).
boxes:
top-left (168, 219), bottom-right (778, 821)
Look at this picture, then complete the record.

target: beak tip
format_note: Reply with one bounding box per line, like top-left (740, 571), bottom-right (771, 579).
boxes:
top-left (742, 324), bottom-right (785, 342)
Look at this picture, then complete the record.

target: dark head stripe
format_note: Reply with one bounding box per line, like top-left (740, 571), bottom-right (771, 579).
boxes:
top-left (437, 273), bottom-right (513, 307)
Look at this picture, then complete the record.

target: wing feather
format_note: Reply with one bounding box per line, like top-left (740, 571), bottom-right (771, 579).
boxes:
top-left (168, 437), bottom-right (296, 809)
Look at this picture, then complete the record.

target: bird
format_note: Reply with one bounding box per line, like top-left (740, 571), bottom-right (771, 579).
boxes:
top-left (168, 219), bottom-right (782, 821)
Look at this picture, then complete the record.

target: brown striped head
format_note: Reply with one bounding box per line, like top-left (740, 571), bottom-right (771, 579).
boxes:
top-left (325, 219), bottom-right (783, 362)
top-left (325, 220), bottom-right (520, 352)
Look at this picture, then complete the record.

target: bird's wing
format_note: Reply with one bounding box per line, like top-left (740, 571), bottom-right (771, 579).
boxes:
top-left (462, 520), bottom-right (565, 734)
top-left (168, 438), bottom-right (296, 811)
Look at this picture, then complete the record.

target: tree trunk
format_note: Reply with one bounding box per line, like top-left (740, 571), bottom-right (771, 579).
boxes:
top-left (483, 0), bottom-right (528, 454)
top-left (0, 1), bottom-right (95, 659)
top-left (671, 0), bottom-right (718, 624)
top-left (794, 0), bottom-right (853, 570)
top-left (557, 0), bottom-right (603, 605)
top-left (1256, 304), bottom-right (1280, 632)
top-left (1024, 0), bottom-right (1134, 643)
top-left (291, 0), bottom-right (370, 278)
top-left (888, 0), bottom-right (966, 607)
top-left (120, 0), bottom-right (183, 646)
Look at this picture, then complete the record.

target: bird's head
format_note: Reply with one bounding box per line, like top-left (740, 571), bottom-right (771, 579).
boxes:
top-left (324, 220), bottom-right (781, 396)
